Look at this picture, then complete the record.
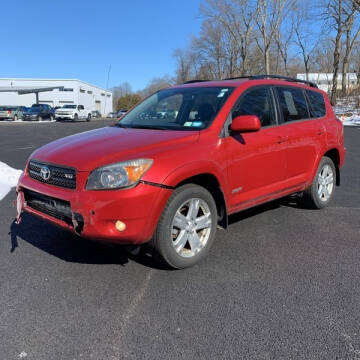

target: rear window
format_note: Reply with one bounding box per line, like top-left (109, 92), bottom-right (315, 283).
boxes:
top-left (276, 87), bottom-right (309, 122)
top-left (306, 90), bottom-right (326, 118)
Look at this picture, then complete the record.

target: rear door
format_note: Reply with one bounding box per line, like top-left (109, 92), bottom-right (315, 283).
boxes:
top-left (224, 86), bottom-right (287, 210)
top-left (274, 86), bottom-right (325, 187)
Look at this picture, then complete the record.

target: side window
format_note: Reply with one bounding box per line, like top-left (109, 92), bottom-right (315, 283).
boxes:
top-left (232, 87), bottom-right (276, 127)
top-left (306, 90), bottom-right (326, 118)
top-left (276, 87), bottom-right (309, 122)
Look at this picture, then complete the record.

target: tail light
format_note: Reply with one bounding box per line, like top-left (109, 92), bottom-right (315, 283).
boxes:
top-left (8, 110), bottom-right (12, 115)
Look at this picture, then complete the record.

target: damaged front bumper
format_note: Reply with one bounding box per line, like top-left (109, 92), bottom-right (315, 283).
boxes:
top-left (16, 172), bottom-right (172, 245)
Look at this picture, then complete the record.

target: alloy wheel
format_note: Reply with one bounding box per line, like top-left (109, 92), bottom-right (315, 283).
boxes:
top-left (170, 198), bottom-right (212, 258)
top-left (317, 164), bottom-right (334, 202)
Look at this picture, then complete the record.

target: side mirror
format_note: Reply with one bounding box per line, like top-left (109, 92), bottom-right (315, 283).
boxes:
top-left (230, 115), bottom-right (261, 132)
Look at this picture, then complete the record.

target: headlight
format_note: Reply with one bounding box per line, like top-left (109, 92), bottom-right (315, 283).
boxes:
top-left (86, 159), bottom-right (153, 190)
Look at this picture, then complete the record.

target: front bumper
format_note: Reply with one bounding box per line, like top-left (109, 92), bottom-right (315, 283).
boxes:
top-left (56, 114), bottom-right (74, 119)
top-left (17, 172), bottom-right (172, 245)
top-left (23, 115), bottom-right (38, 121)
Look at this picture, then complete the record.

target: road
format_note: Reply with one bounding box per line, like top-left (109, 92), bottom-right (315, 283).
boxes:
top-left (0, 121), bottom-right (359, 359)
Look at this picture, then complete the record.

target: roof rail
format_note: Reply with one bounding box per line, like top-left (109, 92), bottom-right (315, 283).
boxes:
top-left (183, 79), bottom-right (210, 84)
top-left (223, 74), bottom-right (318, 88)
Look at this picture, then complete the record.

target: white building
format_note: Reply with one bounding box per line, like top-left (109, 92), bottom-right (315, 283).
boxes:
top-left (297, 73), bottom-right (358, 92)
top-left (0, 78), bottom-right (113, 115)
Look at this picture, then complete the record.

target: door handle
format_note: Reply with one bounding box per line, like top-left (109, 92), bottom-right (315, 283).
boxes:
top-left (276, 136), bottom-right (288, 144)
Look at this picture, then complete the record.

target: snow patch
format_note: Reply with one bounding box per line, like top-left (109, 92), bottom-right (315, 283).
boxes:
top-left (0, 162), bottom-right (23, 201)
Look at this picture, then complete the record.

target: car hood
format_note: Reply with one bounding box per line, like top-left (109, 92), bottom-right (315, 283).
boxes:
top-left (30, 126), bottom-right (199, 171)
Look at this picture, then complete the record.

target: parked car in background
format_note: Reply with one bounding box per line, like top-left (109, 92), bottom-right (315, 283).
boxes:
top-left (117, 109), bottom-right (127, 117)
top-left (55, 104), bottom-right (91, 122)
top-left (107, 112), bottom-right (118, 118)
top-left (23, 104), bottom-right (54, 121)
top-left (16, 75), bottom-right (346, 269)
top-left (91, 110), bottom-right (101, 118)
top-left (0, 106), bottom-right (25, 121)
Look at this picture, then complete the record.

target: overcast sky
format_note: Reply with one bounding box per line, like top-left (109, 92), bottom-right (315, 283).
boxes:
top-left (1, 0), bottom-right (202, 90)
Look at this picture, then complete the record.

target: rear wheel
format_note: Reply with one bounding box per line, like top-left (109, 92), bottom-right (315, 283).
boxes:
top-left (87, 113), bottom-right (91, 122)
top-left (13, 115), bottom-right (18, 121)
top-left (303, 156), bottom-right (336, 209)
top-left (151, 184), bottom-right (217, 269)
top-left (49, 115), bottom-right (54, 121)
top-left (37, 115), bottom-right (42, 122)
top-left (73, 114), bottom-right (78, 122)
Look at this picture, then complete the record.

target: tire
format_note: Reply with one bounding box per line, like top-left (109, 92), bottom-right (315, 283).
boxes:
top-left (49, 115), bottom-right (54, 121)
top-left (13, 115), bottom-right (18, 121)
top-left (37, 116), bottom-right (42, 122)
top-left (151, 184), bottom-right (218, 269)
top-left (87, 113), bottom-right (91, 122)
top-left (302, 156), bottom-right (336, 209)
top-left (73, 114), bottom-right (78, 122)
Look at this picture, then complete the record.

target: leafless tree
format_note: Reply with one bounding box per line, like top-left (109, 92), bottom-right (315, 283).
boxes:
top-left (255, 0), bottom-right (291, 74)
top-left (173, 49), bottom-right (192, 84)
top-left (341, 1), bottom-right (360, 93)
top-left (200, 0), bottom-right (257, 76)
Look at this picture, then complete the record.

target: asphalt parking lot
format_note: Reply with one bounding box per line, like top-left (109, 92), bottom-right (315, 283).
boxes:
top-left (0, 121), bottom-right (359, 360)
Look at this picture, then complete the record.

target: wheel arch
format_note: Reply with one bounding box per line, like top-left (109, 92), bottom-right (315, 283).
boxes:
top-left (175, 173), bottom-right (228, 229)
top-left (324, 148), bottom-right (340, 186)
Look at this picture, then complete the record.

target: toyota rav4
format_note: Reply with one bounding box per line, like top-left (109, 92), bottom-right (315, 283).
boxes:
top-left (16, 75), bottom-right (346, 268)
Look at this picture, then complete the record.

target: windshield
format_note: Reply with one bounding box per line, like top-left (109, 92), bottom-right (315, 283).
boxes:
top-left (117, 86), bottom-right (234, 130)
top-left (62, 105), bottom-right (77, 109)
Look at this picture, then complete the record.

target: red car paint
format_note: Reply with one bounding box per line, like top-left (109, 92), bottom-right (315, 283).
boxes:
top-left (17, 78), bottom-right (346, 245)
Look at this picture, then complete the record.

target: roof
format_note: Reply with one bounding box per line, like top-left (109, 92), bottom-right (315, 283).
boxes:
top-left (0, 78), bottom-right (112, 94)
top-left (0, 86), bottom-right (64, 94)
top-left (174, 75), bottom-right (318, 89)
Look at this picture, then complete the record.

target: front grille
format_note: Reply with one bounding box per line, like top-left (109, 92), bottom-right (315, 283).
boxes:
top-left (28, 160), bottom-right (76, 189)
top-left (24, 189), bottom-right (72, 225)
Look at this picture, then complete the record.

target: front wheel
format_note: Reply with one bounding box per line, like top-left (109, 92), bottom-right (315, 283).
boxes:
top-left (302, 156), bottom-right (336, 209)
top-left (13, 115), bottom-right (18, 121)
top-left (87, 113), bottom-right (91, 122)
top-left (151, 184), bottom-right (217, 269)
top-left (49, 115), bottom-right (54, 121)
top-left (37, 115), bottom-right (42, 122)
top-left (73, 114), bottom-right (78, 122)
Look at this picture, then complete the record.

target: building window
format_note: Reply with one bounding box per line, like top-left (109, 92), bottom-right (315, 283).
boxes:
top-left (59, 101), bottom-right (74, 104)
top-left (101, 93), bottom-right (105, 96)
top-left (87, 90), bottom-right (93, 94)
top-left (107, 94), bottom-right (111, 97)
top-left (60, 88), bottom-right (74, 92)
top-left (80, 89), bottom-right (85, 93)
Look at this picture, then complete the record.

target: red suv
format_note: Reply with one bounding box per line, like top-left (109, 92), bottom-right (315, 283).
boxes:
top-left (17, 75), bottom-right (346, 268)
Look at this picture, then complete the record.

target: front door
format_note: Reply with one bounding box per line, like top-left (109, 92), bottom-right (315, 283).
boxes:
top-left (224, 86), bottom-right (287, 211)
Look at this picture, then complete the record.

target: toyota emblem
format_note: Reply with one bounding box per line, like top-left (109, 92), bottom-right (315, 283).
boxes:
top-left (40, 166), bottom-right (51, 181)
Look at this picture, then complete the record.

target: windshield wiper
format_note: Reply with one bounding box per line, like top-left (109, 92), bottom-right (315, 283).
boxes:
top-left (115, 123), bottom-right (132, 128)
top-left (125, 124), bottom-right (170, 130)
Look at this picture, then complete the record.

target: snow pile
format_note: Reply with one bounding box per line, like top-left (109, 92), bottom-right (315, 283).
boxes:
top-left (334, 97), bottom-right (360, 126)
top-left (0, 162), bottom-right (23, 200)
top-left (342, 114), bottom-right (360, 126)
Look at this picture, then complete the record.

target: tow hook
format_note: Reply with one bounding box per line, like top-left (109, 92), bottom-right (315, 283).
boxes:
top-left (72, 212), bottom-right (84, 234)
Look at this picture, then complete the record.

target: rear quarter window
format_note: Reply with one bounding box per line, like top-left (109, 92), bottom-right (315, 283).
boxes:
top-left (306, 90), bottom-right (326, 118)
top-left (276, 86), bottom-right (309, 122)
